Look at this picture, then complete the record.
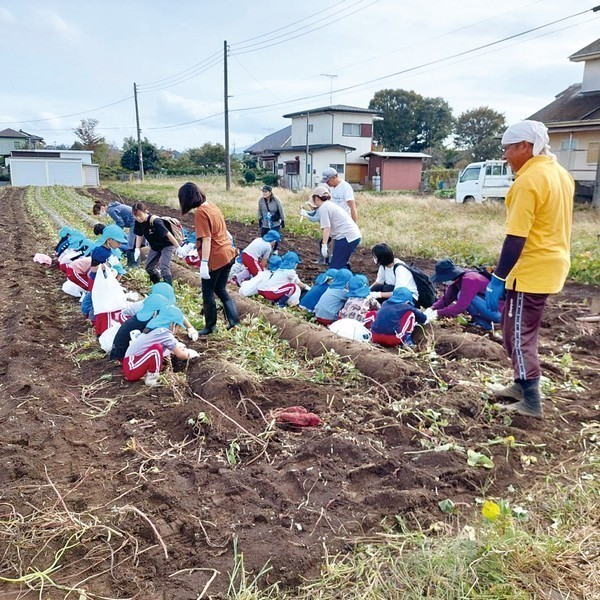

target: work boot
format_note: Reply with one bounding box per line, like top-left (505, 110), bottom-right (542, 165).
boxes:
top-left (492, 381), bottom-right (525, 402)
top-left (496, 378), bottom-right (543, 419)
top-left (312, 256), bottom-right (328, 265)
top-left (163, 275), bottom-right (173, 286)
top-left (223, 299), bottom-right (239, 330)
top-left (148, 271), bottom-right (161, 284)
top-left (125, 250), bottom-right (138, 267)
top-left (472, 316), bottom-right (493, 331)
top-left (199, 303), bottom-right (217, 335)
top-left (144, 371), bottom-right (160, 387)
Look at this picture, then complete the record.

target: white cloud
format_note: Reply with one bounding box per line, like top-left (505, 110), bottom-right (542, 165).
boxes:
top-left (0, 7), bottom-right (16, 24)
top-left (38, 10), bottom-right (81, 43)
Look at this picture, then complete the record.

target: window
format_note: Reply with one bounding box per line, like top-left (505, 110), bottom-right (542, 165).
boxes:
top-left (329, 164), bottom-right (344, 174)
top-left (459, 166), bottom-right (481, 182)
top-left (307, 124), bottom-right (314, 133)
top-left (560, 139), bottom-right (578, 151)
top-left (587, 142), bottom-right (599, 164)
top-left (342, 123), bottom-right (361, 136)
top-left (485, 164), bottom-right (507, 176)
top-left (285, 162), bottom-right (299, 175)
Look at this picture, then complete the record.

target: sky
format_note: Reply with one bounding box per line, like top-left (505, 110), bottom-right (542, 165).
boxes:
top-left (1, 0), bottom-right (599, 154)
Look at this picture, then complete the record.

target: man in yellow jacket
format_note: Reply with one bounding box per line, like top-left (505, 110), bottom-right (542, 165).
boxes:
top-left (485, 120), bottom-right (574, 419)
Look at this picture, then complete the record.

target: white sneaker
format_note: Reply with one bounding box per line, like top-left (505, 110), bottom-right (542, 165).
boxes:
top-left (144, 371), bottom-right (160, 387)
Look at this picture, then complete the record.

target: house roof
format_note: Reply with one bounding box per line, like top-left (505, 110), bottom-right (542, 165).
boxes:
top-left (527, 83), bottom-right (600, 125)
top-left (282, 104), bottom-right (382, 118)
top-left (0, 128), bottom-right (29, 138)
top-left (361, 151), bottom-right (431, 159)
top-left (569, 38), bottom-right (600, 62)
top-left (244, 126), bottom-right (291, 154)
top-left (272, 143), bottom-right (356, 154)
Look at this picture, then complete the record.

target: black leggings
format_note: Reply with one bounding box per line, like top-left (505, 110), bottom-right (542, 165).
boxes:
top-left (201, 259), bottom-right (235, 325)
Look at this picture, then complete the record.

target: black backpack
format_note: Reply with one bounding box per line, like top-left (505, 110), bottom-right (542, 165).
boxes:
top-left (394, 261), bottom-right (437, 309)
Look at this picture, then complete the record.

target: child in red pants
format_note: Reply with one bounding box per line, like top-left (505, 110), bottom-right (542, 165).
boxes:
top-left (123, 306), bottom-right (199, 386)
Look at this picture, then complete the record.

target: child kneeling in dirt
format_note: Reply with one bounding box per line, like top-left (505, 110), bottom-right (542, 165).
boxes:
top-left (241, 230), bottom-right (281, 277)
top-left (314, 268), bottom-right (352, 325)
top-left (299, 268), bottom-right (337, 312)
top-left (258, 251), bottom-right (309, 307)
top-left (371, 287), bottom-right (427, 347)
top-left (123, 306), bottom-right (199, 386)
top-left (338, 274), bottom-right (380, 327)
top-left (239, 255), bottom-right (282, 297)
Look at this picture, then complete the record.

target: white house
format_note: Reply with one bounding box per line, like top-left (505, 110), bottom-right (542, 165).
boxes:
top-left (245, 105), bottom-right (382, 190)
top-left (528, 38), bottom-right (600, 200)
top-left (7, 149), bottom-right (99, 187)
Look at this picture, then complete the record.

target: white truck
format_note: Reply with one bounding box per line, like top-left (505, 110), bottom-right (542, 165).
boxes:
top-left (454, 160), bottom-right (514, 203)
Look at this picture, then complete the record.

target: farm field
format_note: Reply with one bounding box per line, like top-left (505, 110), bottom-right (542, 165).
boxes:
top-left (0, 184), bottom-right (598, 599)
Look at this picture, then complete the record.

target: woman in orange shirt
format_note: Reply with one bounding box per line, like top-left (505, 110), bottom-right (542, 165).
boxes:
top-left (178, 182), bottom-right (239, 335)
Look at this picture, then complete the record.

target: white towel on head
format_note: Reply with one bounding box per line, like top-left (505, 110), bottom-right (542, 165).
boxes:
top-left (501, 120), bottom-right (555, 158)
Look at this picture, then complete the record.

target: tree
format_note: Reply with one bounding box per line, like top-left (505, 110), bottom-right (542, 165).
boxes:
top-left (454, 107), bottom-right (506, 161)
top-left (73, 119), bottom-right (104, 151)
top-left (185, 143), bottom-right (227, 171)
top-left (369, 89), bottom-right (454, 152)
top-left (121, 137), bottom-right (160, 172)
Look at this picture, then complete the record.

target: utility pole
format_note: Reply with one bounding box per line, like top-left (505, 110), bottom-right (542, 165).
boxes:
top-left (133, 83), bottom-right (144, 181)
top-left (320, 73), bottom-right (338, 104)
top-left (593, 142), bottom-right (600, 209)
top-left (224, 40), bottom-right (231, 191)
top-left (305, 112), bottom-right (310, 188)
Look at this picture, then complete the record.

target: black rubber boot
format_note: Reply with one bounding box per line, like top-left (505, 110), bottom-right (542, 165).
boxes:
top-left (148, 271), bottom-right (161, 284)
top-left (163, 275), bottom-right (173, 286)
top-left (223, 299), bottom-right (239, 329)
top-left (199, 303), bottom-right (217, 335)
top-left (499, 378), bottom-right (543, 419)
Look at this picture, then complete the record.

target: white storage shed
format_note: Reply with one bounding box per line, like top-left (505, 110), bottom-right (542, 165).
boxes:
top-left (7, 149), bottom-right (99, 187)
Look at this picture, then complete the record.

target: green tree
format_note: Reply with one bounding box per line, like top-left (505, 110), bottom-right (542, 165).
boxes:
top-left (185, 143), bottom-right (227, 171)
top-left (369, 89), bottom-right (454, 152)
top-left (454, 107), bottom-right (506, 161)
top-left (73, 118), bottom-right (104, 151)
top-left (121, 137), bottom-right (160, 172)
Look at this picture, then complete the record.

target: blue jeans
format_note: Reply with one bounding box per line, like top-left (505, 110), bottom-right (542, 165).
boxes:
top-left (330, 237), bottom-right (361, 270)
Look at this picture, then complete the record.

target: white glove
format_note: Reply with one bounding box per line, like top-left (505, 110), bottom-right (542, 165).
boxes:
top-left (176, 246), bottom-right (188, 259)
top-left (108, 255), bottom-right (119, 266)
top-left (187, 349), bottom-right (200, 359)
top-left (424, 308), bottom-right (438, 323)
top-left (303, 285), bottom-right (311, 291)
top-left (134, 248), bottom-right (140, 262)
top-left (300, 209), bottom-right (309, 218)
top-left (199, 261), bottom-right (210, 280)
top-left (129, 329), bottom-right (141, 341)
top-left (320, 243), bottom-right (329, 259)
top-left (369, 291), bottom-right (382, 299)
top-left (187, 326), bottom-right (198, 342)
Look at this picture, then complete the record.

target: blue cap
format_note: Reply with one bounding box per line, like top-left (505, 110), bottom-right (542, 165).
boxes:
top-left (329, 268), bottom-right (352, 289)
top-left (67, 232), bottom-right (85, 247)
top-left (263, 230), bottom-right (281, 243)
top-left (387, 287), bottom-right (414, 305)
top-left (324, 268), bottom-right (338, 279)
top-left (97, 224), bottom-right (127, 246)
top-left (146, 305), bottom-right (185, 330)
top-left (267, 255), bottom-right (282, 271)
top-left (151, 282), bottom-right (176, 304)
top-left (137, 293), bottom-right (171, 322)
top-left (279, 251), bottom-right (301, 270)
top-left (348, 274), bottom-right (370, 298)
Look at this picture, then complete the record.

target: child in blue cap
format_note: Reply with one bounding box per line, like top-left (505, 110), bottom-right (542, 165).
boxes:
top-left (241, 230), bottom-right (281, 277)
top-left (339, 274), bottom-right (380, 327)
top-left (110, 293), bottom-right (171, 361)
top-left (123, 306), bottom-right (199, 386)
top-left (299, 268), bottom-right (338, 312)
top-left (258, 251), bottom-right (309, 307)
top-left (239, 254), bottom-right (282, 298)
top-left (371, 287), bottom-right (427, 347)
top-left (314, 268), bottom-right (352, 325)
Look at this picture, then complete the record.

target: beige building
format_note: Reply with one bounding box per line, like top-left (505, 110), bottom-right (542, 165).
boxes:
top-left (529, 38), bottom-right (600, 200)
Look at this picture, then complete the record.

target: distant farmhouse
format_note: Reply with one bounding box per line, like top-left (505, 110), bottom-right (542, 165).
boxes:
top-left (0, 128), bottom-right (45, 156)
top-left (245, 105), bottom-right (429, 191)
top-left (528, 37), bottom-right (600, 200)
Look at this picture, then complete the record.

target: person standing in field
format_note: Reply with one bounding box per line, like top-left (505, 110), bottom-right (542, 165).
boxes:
top-left (485, 120), bottom-right (574, 419)
top-left (178, 182), bottom-right (239, 335)
top-left (307, 186), bottom-right (361, 270)
top-left (321, 168), bottom-right (357, 223)
top-left (258, 185), bottom-right (285, 239)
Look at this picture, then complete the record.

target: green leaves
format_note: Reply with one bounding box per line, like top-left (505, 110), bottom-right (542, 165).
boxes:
top-left (467, 450), bottom-right (494, 469)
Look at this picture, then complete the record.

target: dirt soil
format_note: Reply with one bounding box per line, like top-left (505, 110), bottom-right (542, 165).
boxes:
top-left (0, 186), bottom-right (598, 599)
